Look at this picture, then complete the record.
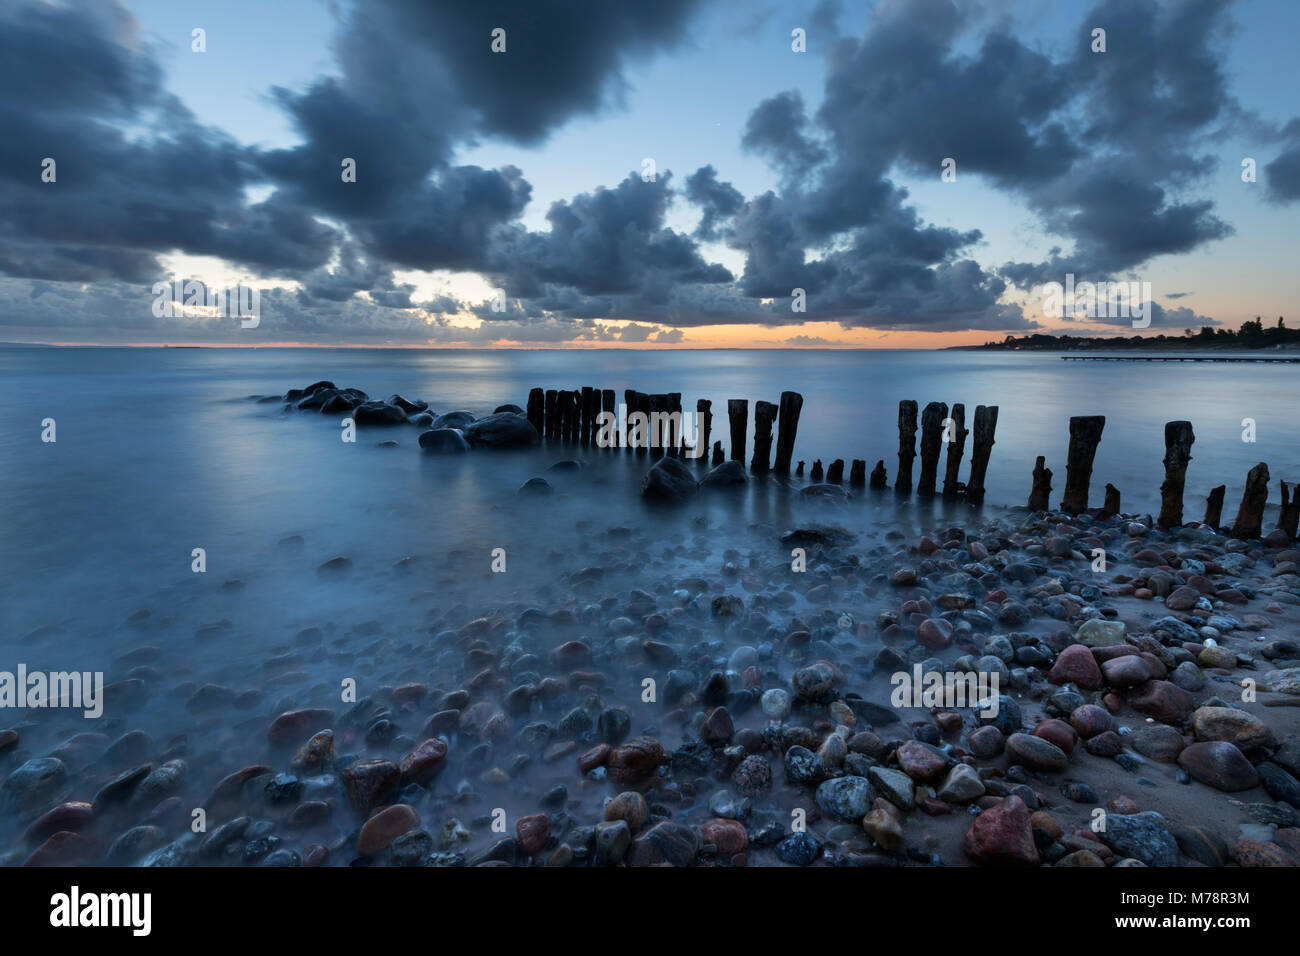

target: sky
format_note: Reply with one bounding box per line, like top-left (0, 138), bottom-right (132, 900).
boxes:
top-left (1, 0), bottom-right (1297, 347)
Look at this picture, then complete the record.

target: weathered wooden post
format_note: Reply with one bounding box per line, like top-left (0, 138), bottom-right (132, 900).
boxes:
top-left (1230, 462), bottom-right (1270, 539)
top-left (895, 400), bottom-right (918, 494)
top-left (711, 441), bottom-right (724, 466)
top-left (1158, 421), bottom-right (1195, 528)
top-left (869, 460), bottom-right (888, 489)
top-left (601, 389), bottom-right (615, 448)
top-left (967, 406), bottom-right (998, 504)
top-left (943, 403), bottom-right (968, 498)
top-left (666, 393), bottom-right (682, 457)
top-left (728, 399), bottom-right (748, 464)
top-left (555, 390), bottom-right (567, 441)
top-left (917, 401), bottom-right (948, 496)
top-left (580, 387), bottom-right (594, 445)
top-left (635, 391), bottom-right (652, 453)
top-left (569, 391), bottom-right (583, 443)
top-left (850, 460), bottom-right (866, 487)
top-left (796, 461), bottom-right (805, 477)
top-left (1104, 483), bottom-right (1121, 515)
top-left (696, 399), bottom-right (712, 464)
top-left (1060, 415), bottom-right (1105, 514)
top-left (623, 389), bottom-right (636, 450)
top-left (527, 387), bottom-right (544, 437)
top-left (810, 460), bottom-right (824, 482)
top-left (1278, 481), bottom-right (1300, 539)
top-left (649, 394), bottom-right (668, 456)
top-left (773, 391), bottom-right (803, 474)
top-left (587, 388), bottom-right (602, 445)
top-left (1028, 456), bottom-right (1052, 511)
top-left (751, 400), bottom-right (777, 472)
top-left (826, 459), bottom-right (844, 483)
top-left (544, 389), bottom-right (558, 439)
top-left (1203, 485), bottom-right (1226, 529)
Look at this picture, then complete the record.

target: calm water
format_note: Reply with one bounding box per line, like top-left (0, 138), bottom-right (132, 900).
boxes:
top-left (0, 344), bottom-right (1295, 686)
top-left (0, 344), bottom-right (1295, 852)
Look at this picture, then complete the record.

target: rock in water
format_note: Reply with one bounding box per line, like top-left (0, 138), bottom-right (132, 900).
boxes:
top-left (815, 776), bottom-right (873, 822)
top-left (700, 460), bottom-right (748, 487)
top-left (641, 457), bottom-right (698, 502)
top-left (352, 402), bottom-right (408, 426)
top-left (464, 412), bottom-right (540, 448)
top-left (418, 428), bottom-right (470, 453)
top-left (963, 796), bottom-right (1039, 866)
top-left (1100, 811), bottom-right (1179, 866)
top-left (432, 410), bottom-right (476, 430)
top-left (1177, 741), bottom-right (1260, 792)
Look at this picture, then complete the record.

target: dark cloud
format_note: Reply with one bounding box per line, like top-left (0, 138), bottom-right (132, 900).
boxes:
top-left (369, 0), bottom-right (705, 144)
top-left (684, 166), bottom-right (744, 241)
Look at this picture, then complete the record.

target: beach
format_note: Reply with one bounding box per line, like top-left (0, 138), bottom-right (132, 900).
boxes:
top-left (1, 347), bottom-right (1299, 867)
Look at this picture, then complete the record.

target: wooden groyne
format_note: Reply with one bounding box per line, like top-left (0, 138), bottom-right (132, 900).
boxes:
top-left (529, 383), bottom-right (1295, 539)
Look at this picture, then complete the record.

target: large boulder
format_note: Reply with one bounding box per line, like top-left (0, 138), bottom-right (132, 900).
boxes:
top-left (418, 428), bottom-right (470, 453)
top-left (321, 388), bottom-right (366, 413)
top-left (700, 460), bottom-right (748, 487)
top-left (386, 394), bottom-right (427, 414)
top-left (433, 410), bottom-right (477, 430)
top-left (799, 483), bottom-right (849, 502)
top-left (641, 457), bottom-right (698, 502)
top-left (352, 402), bottom-right (408, 426)
top-left (464, 413), bottom-right (540, 449)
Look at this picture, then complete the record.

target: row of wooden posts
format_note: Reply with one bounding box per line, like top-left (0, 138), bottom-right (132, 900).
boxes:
top-left (522, 387), bottom-right (1294, 540)
top-left (524, 388), bottom-right (1000, 503)
top-left (1031, 416), bottom-right (1297, 540)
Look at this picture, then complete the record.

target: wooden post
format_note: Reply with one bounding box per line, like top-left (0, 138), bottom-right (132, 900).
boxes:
top-left (826, 459), bottom-right (844, 483)
top-left (1278, 481), bottom-right (1300, 539)
top-left (943, 403), bottom-right (968, 498)
top-left (1158, 421), bottom-right (1195, 528)
top-left (1204, 485), bottom-right (1226, 529)
top-left (697, 400), bottom-right (712, 464)
top-left (796, 461), bottom-right (804, 477)
top-left (666, 393), bottom-right (682, 457)
top-left (728, 399), bottom-right (748, 464)
top-left (601, 389), bottom-right (615, 448)
top-left (967, 406), bottom-right (998, 504)
top-left (810, 460), bottom-right (824, 482)
top-left (649, 394), bottom-right (668, 456)
top-left (580, 387), bottom-right (594, 445)
top-left (527, 387), bottom-right (544, 437)
top-left (1028, 456), bottom-right (1052, 511)
top-left (712, 441), bottom-right (724, 465)
top-left (773, 391), bottom-right (803, 474)
top-left (1230, 462), bottom-right (1270, 539)
top-left (1104, 483), bottom-right (1121, 515)
top-left (635, 391), bottom-right (651, 453)
top-left (544, 389), bottom-right (558, 439)
top-left (568, 391), bottom-right (583, 443)
top-left (895, 400), bottom-right (918, 494)
top-left (869, 460), bottom-right (888, 489)
top-left (587, 388), bottom-right (602, 445)
top-left (850, 460), bottom-right (866, 487)
top-left (1060, 415), bottom-right (1105, 514)
top-left (751, 400), bottom-right (778, 472)
top-left (917, 401), bottom-right (947, 496)
top-left (623, 389), bottom-right (636, 451)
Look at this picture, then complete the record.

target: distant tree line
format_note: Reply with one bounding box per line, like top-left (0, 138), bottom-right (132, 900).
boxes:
top-left (980, 316), bottom-right (1295, 350)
